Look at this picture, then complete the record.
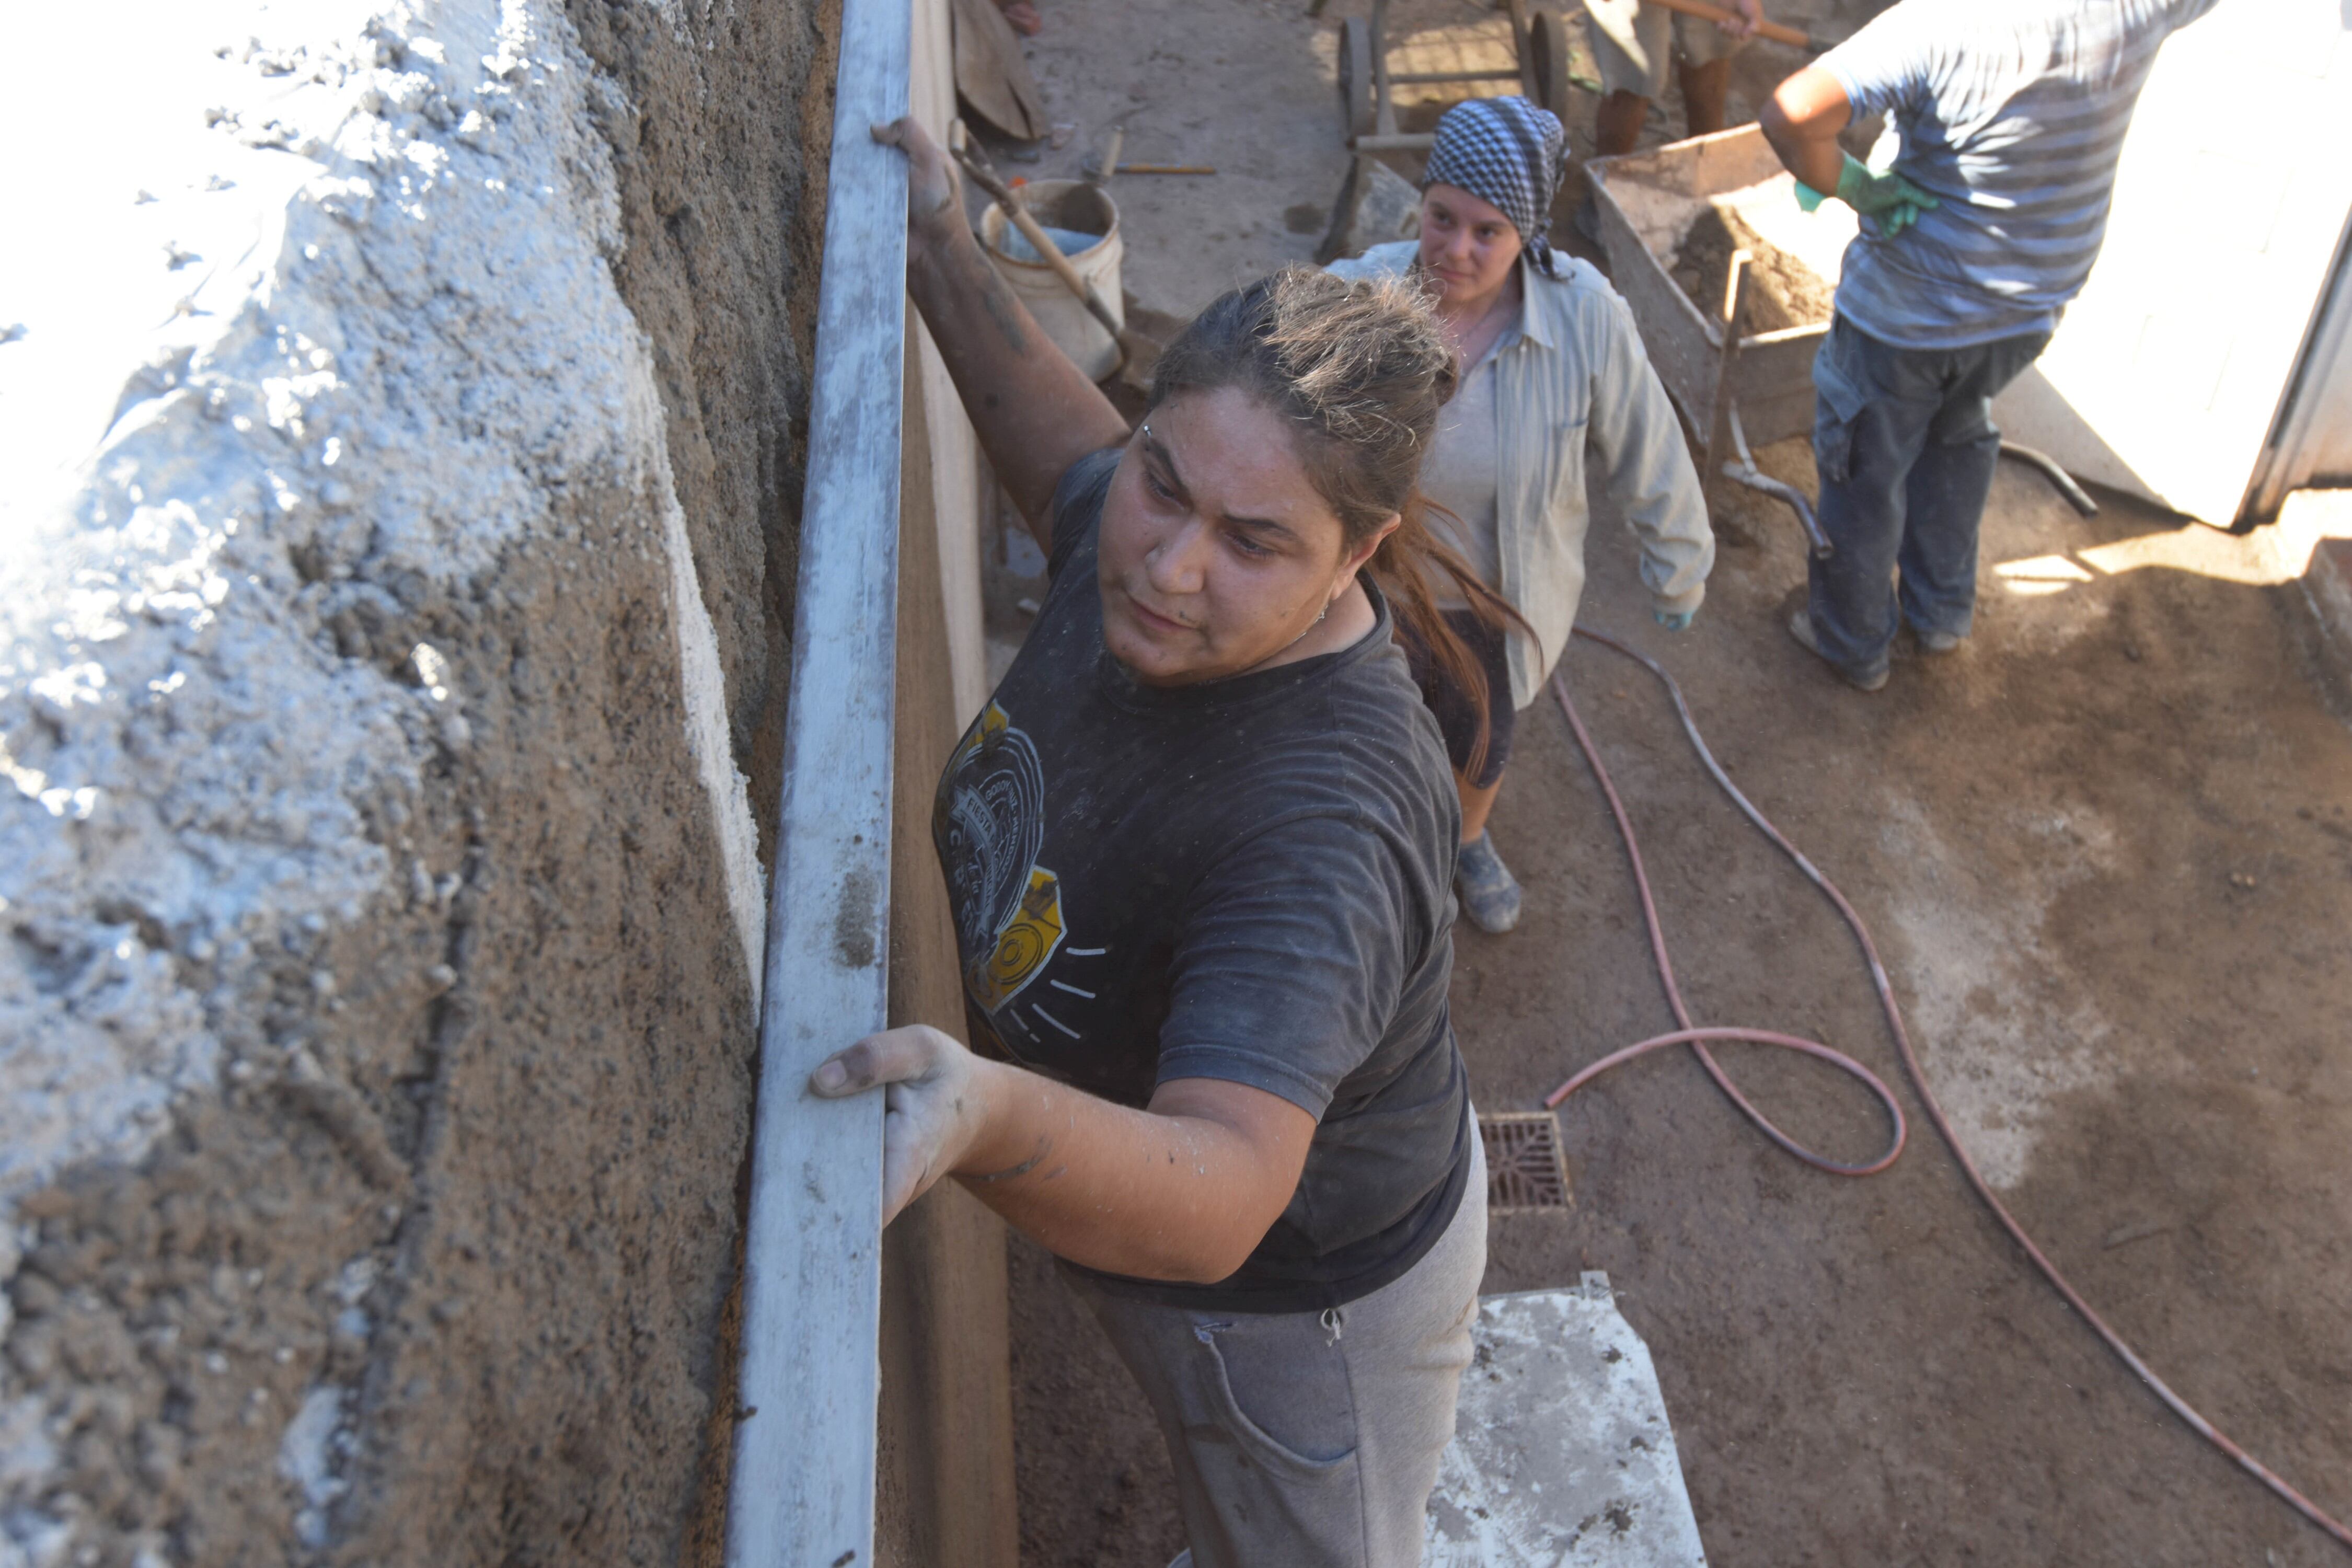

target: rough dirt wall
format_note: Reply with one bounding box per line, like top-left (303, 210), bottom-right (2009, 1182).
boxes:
top-left (0, 1), bottom-right (828, 1564)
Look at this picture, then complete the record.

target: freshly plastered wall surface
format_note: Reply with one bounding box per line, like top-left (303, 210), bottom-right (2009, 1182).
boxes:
top-left (0, 0), bottom-right (828, 1562)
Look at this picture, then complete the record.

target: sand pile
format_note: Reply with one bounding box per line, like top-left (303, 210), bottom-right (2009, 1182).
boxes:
top-left (1669, 201), bottom-right (1838, 335)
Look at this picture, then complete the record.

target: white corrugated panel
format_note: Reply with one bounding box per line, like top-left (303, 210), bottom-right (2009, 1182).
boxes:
top-left (1991, 1), bottom-right (2352, 525)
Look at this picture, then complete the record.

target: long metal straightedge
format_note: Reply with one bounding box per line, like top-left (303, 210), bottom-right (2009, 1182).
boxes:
top-left (724, 0), bottom-right (912, 1560)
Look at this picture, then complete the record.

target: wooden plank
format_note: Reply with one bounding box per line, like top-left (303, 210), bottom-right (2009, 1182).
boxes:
top-left (723, 0), bottom-right (912, 1560)
top-left (876, 333), bottom-right (1019, 1568)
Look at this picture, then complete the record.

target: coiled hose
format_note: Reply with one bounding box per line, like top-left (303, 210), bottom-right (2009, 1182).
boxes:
top-left (1545, 625), bottom-right (2352, 1552)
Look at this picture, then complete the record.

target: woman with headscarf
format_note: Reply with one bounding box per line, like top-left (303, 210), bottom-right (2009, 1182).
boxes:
top-left (1329, 96), bottom-right (1715, 934)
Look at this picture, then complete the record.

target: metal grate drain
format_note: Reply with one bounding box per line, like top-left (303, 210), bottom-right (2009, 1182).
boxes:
top-left (1481, 1111), bottom-right (1572, 1212)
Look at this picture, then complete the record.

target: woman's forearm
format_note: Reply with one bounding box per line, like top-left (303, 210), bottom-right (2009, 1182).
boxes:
top-left (955, 1059), bottom-right (1315, 1284)
top-left (904, 206), bottom-right (1131, 531)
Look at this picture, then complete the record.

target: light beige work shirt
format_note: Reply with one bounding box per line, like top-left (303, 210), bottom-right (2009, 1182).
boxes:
top-left (1327, 242), bottom-right (1714, 710)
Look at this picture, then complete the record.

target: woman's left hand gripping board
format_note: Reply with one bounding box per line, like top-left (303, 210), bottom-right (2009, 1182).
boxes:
top-left (811, 1025), bottom-right (990, 1224)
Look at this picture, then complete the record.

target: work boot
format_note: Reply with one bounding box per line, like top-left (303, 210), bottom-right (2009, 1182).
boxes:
top-left (1594, 91), bottom-right (1650, 158)
top-left (1914, 626), bottom-right (1965, 655)
top-left (1456, 831), bottom-right (1523, 933)
top-left (1788, 610), bottom-right (1889, 691)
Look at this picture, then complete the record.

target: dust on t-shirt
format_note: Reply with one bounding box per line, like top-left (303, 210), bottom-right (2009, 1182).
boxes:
top-left (933, 447), bottom-right (1471, 1312)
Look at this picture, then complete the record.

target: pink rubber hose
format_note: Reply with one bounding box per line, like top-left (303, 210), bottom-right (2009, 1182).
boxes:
top-left (1545, 625), bottom-right (2351, 1552)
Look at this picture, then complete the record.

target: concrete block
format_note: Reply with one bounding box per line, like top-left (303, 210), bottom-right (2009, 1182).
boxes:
top-left (1427, 1277), bottom-right (1708, 1566)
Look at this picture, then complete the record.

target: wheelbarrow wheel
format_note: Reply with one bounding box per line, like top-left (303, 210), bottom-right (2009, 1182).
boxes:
top-left (1337, 16), bottom-right (1376, 142)
top-left (1502, 0), bottom-right (1534, 96)
top-left (1526, 9), bottom-right (1573, 118)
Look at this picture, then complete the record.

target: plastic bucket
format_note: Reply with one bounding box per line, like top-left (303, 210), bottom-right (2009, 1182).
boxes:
top-left (979, 180), bottom-right (1125, 382)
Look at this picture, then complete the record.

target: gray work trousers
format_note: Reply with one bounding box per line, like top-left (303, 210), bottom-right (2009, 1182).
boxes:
top-left (1071, 1129), bottom-right (1488, 1568)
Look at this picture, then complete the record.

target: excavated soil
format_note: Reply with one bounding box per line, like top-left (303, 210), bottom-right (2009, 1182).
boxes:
top-left (997, 0), bottom-right (2352, 1563)
top-left (1671, 201), bottom-right (1837, 333)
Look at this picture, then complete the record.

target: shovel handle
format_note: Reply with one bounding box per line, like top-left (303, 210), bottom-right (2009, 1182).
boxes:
top-left (951, 143), bottom-right (1127, 345)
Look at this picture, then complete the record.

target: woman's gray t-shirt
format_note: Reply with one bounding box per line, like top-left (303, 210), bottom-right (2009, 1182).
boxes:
top-left (933, 447), bottom-right (1470, 1312)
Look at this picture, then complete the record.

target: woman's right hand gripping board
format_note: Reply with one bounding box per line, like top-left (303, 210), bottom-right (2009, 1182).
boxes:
top-left (810, 1024), bottom-right (990, 1224)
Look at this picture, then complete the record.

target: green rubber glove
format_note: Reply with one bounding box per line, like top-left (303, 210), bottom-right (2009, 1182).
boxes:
top-left (1795, 152), bottom-right (1939, 236)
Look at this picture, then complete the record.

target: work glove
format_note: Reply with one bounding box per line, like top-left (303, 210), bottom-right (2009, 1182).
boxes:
top-left (1796, 152), bottom-right (1938, 237)
top-left (1653, 607), bottom-right (1696, 632)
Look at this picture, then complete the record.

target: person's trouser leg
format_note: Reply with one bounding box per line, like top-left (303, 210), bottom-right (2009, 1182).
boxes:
top-left (1671, 14), bottom-right (1741, 137)
top-left (1893, 429), bottom-right (1998, 641)
top-left (1894, 330), bottom-right (2052, 642)
top-left (1677, 57), bottom-right (1733, 137)
top-left (1594, 91), bottom-right (1651, 156)
top-left (1587, 0), bottom-right (1670, 155)
top-left (1076, 1129), bottom-right (1488, 1568)
top-left (1808, 320), bottom-right (1940, 678)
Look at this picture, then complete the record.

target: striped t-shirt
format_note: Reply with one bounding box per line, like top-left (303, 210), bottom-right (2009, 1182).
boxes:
top-left (1818, 0), bottom-right (2219, 350)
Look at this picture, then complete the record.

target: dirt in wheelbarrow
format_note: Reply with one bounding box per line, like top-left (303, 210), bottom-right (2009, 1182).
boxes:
top-left (993, 0), bottom-right (2352, 1563)
top-left (1671, 200), bottom-right (1837, 333)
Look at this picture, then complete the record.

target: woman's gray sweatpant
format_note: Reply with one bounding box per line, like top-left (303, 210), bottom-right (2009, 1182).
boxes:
top-left (1070, 1129), bottom-right (1488, 1568)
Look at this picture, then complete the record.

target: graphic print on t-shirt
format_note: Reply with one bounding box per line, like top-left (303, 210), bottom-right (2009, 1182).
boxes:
top-left (937, 701), bottom-right (1068, 1025)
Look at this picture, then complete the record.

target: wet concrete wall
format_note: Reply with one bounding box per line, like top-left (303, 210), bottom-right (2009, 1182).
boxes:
top-left (0, 0), bottom-right (841, 1563)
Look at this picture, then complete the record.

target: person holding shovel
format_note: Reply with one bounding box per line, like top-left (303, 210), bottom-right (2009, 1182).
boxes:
top-left (1329, 96), bottom-right (1714, 933)
top-left (820, 113), bottom-right (1507, 1568)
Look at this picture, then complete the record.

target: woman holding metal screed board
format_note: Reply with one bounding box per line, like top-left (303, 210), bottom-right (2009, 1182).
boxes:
top-left (810, 113), bottom-right (1507, 1567)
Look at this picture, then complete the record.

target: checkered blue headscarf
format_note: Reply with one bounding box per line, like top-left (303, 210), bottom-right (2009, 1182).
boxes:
top-left (1422, 96), bottom-right (1570, 278)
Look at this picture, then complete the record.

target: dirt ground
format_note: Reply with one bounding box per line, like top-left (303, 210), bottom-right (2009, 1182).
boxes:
top-left (988, 0), bottom-right (2352, 1563)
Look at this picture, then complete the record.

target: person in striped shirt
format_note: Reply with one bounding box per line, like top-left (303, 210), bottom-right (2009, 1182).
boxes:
top-left (1759, 0), bottom-right (2219, 691)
